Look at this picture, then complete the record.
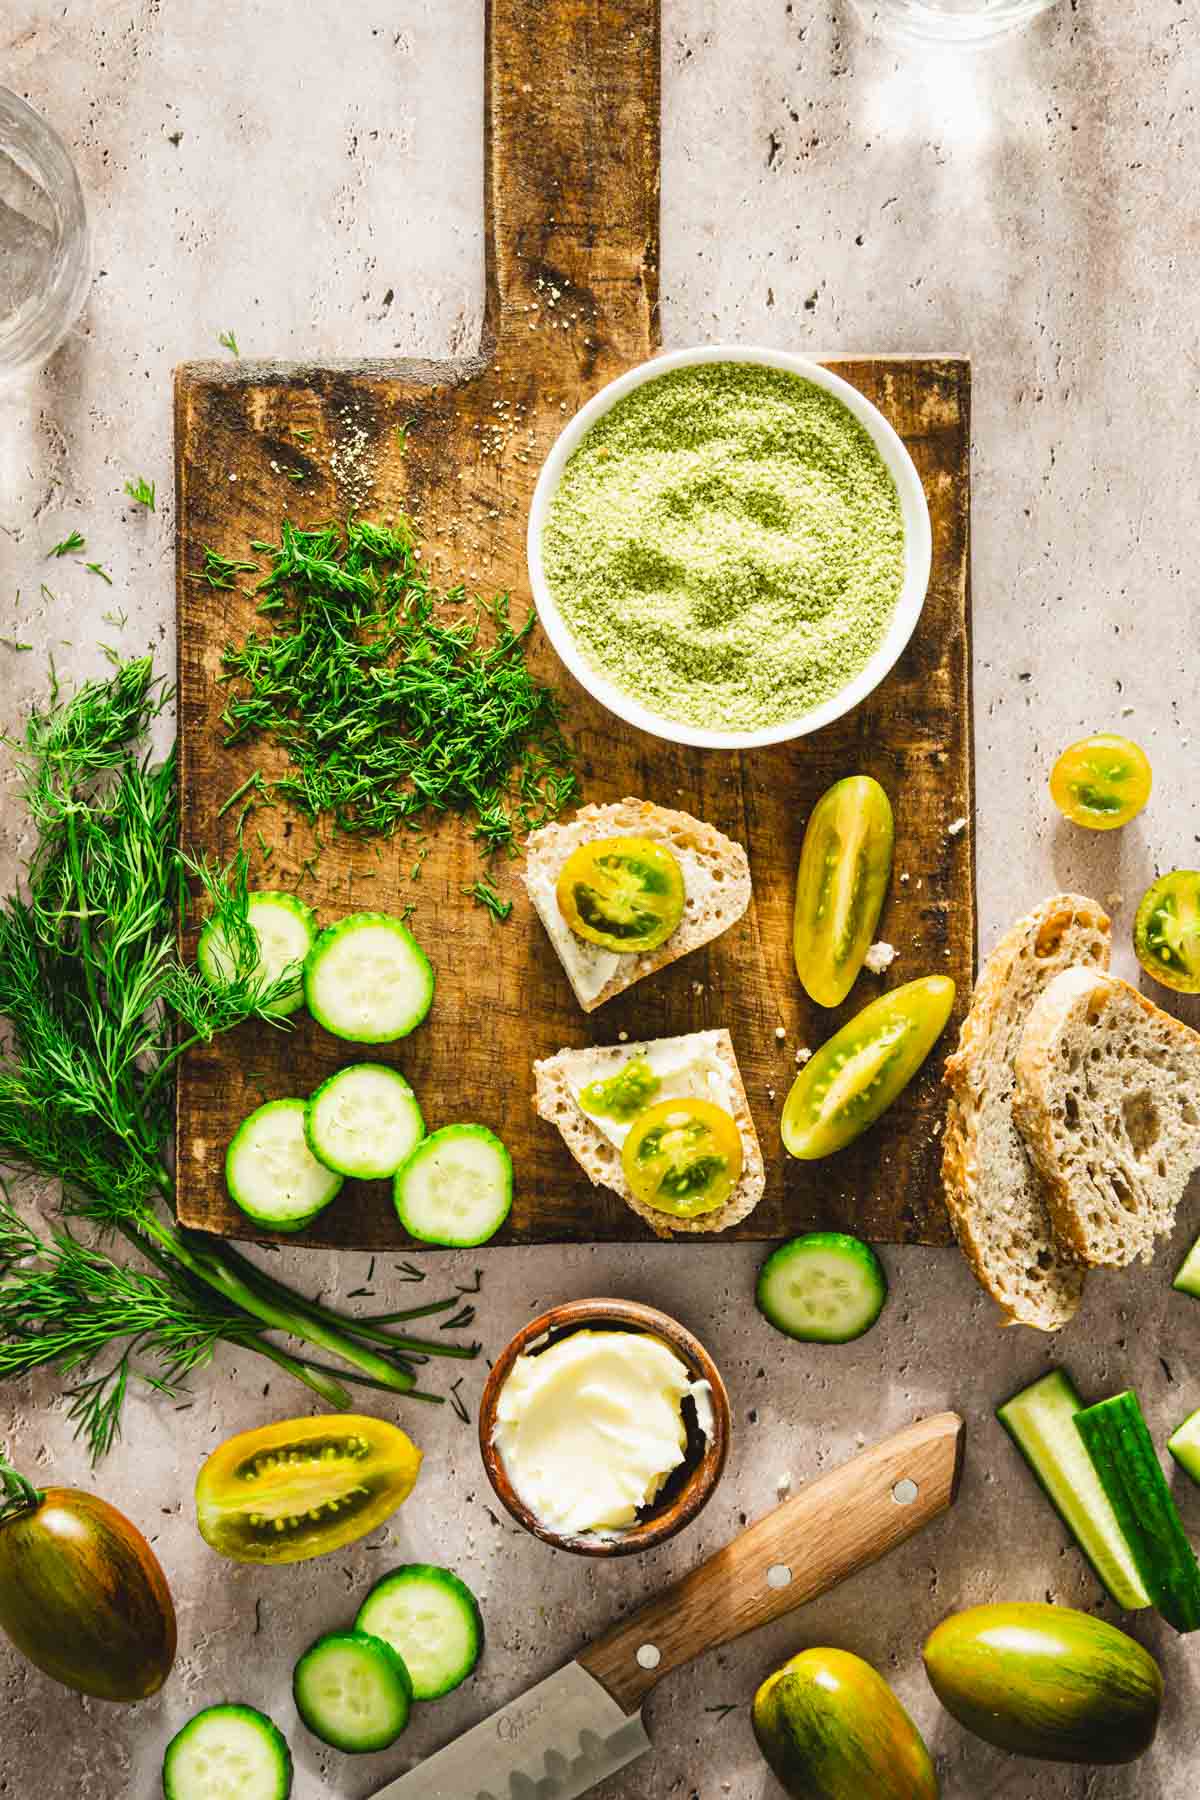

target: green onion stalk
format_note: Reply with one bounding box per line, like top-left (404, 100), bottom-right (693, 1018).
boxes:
top-left (0, 657), bottom-right (478, 1460)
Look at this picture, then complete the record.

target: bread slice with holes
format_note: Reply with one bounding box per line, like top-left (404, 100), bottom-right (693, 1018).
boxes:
top-left (521, 799), bottom-right (751, 1013)
top-left (532, 1028), bottom-right (765, 1238)
top-left (1014, 966), bottom-right (1200, 1268)
top-left (942, 894), bottom-right (1111, 1330)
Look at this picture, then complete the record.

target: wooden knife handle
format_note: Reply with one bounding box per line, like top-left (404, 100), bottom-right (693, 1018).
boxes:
top-left (578, 1411), bottom-right (964, 1715)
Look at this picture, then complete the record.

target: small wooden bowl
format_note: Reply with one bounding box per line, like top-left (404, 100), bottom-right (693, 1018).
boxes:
top-left (479, 1297), bottom-right (731, 1557)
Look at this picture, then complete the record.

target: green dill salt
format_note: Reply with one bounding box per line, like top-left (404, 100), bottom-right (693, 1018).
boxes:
top-left (542, 362), bottom-right (906, 732)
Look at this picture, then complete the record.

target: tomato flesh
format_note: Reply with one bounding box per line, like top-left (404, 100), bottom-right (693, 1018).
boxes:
top-left (1050, 734), bottom-right (1151, 830)
top-left (622, 1097), bottom-right (743, 1218)
top-left (195, 1414), bottom-right (422, 1565)
top-left (794, 776), bottom-right (894, 1007)
top-left (1134, 871), bottom-right (1200, 994)
top-left (557, 836), bottom-right (686, 952)
top-left (782, 975), bottom-right (956, 1159)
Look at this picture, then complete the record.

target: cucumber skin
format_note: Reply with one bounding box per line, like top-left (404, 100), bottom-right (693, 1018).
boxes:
top-left (356, 1564), bottom-right (484, 1700)
top-left (162, 1703), bottom-right (293, 1800)
top-left (304, 911), bottom-right (435, 1044)
top-left (755, 1233), bottom-right (887, 1344)
top-left (393, 1125), bottom-right (513, 1247)
top-left (303, 1064), bottom-right (425, 1180)
top-left (1075, 1391), bottom-right (1200, 1634)
top-left (924, 1603), bottom-right (1162, 1764)
top-left (292, 1630), bottom-right (411, 1754)
top-left (996, 1370), bottom-right (1150, 1611)
top-left (225, 1098), bottom-right (343, 1232)
top-left (1173, 1235), bottom-right (1200, 1297)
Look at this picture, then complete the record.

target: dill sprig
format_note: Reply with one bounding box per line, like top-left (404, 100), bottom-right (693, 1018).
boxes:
top-left (0, 658), bottom-right (478, 1459)
top-left (124, 476), bottom-right (156, 512)
top-left (217, 517), bottom-right (577, 854)
top-left (463, 878), bottom-right (512, 922)
top-left (47, 531), bottom-right (85, 558)
top-left (192, 546), bottom-right (259, 591)
top-left (84, 562), bottom-right (112, 585)
top-left (217, 329), bottom-right (240, 355)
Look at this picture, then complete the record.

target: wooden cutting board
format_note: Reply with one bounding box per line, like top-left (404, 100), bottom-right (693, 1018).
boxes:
top-left (174, 0), bottom-right (973, 1249)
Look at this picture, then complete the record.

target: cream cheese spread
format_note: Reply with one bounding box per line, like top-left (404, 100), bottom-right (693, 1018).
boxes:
top-left (493, 1329), bottom-right (711, 1535)
top-left (567, 1037), bottom-right (735, 1148)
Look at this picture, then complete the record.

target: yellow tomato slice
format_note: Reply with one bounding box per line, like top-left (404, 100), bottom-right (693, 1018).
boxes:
top-left (1134, 871), bottom-right (1200, 994)
top-left (621, 1097), bottom-right (743, 1218)
top-left (195, 1414), bottom-right (422, 1565)
top-left (557, 837), bottom-right (686, 952)
top-left (1050, 734), bottom-right (1152, 830)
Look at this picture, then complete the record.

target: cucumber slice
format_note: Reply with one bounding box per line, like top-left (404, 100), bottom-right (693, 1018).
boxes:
top-left (1173, 1233), bottom-right (1200, 1297)
top-left (997, 1370), bottom-right (1150, 1609)
top-left (1168, 1408), bottom-right (1200, 1486)
top-left (305, 1063), bottom-right (425, 1179)
top-left (755, 1232), bottom-right (887, 1343)
top-left (356, 1564), bottom-right (483, 1701)
top-left (292, 1630), bottom-right (412, 1754)
top-left (198, 891), bottom-right (316, 1018)
top-left (226, 1098), bottom-right (343, 1231)
top-left (1075, 1390), bottom-right (1200, 1634)
top-left (304, 911), bottom-right (434, 1044)
top-left (393, 1125), bottom-right (512, 1247)
top-left (162, 1703), bottom-right (292, 1800)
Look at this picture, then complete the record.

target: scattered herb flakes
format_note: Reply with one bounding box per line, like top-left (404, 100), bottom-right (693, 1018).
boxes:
top-left (193, 547), bottom-right (259, 590)
top-left (85, 562), bottom-right (113, 586)
top-left (218, 518), bottom-right (576, 857)
top-left (704, 1704), bottom-right (740, 1721)
top-left (0, 639), bottom-right (32, 652)
top-left (395, 1260), bottom-right (426, 1283)
top-left (217, 770), bottom-right (267, 819)
top-left (448, 1378), bottom-right (470, 1425)
top-left (463, 878), bottom-right (512, 922)
top-left (102, 608), bottom-right (129, 629)
top-left (124, 476), bottom-right (156, 512)
top-left (47, 530), bottom-right (85, 558)
top-left (440, 1304), bottom-right (476, 1332)
top-left (217, 329), bottom-right (241, 355)
top-left (456, 1268), bottom-right (483, 1295)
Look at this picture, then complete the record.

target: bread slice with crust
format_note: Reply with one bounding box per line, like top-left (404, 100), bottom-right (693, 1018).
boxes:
top-left (1014, 967), bottom-right (1200, 1268)
top-left (532, 1028), bottom-right (765, 1238)
top-left (522, 798), bottom-right (751, 1013)
top-left (942, 894), bottom-right (1111, 1330)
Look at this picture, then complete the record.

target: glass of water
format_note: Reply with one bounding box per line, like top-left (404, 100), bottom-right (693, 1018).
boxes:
top-left (854, 0), bottom-right (1058, 43)
top-left (0, 88), bottom-right (90, 381)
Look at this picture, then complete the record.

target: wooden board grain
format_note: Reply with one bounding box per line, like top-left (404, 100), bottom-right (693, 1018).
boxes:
top-left (175, 0), bottom-right (973, 1249)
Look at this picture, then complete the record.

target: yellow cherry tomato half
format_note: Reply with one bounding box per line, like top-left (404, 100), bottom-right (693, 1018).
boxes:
top-left (1050, 734), bottom-right (1152, 831)
top-left (621, 1097), bottom-right (744, 1219)
top-left (1134, 871), bottom-right (1200, 994)
top-left (557, 836), bottom-right (686, 952)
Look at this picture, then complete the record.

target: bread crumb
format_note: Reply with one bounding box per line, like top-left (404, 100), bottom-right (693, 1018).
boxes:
top-left (899, 871), bottom-right (910, 884)
top-left (774, 1025), bottom-right (786, 1041)
top-left (947, 816), bottom-right (968, 838)
top-left (618, 1030), bottom-right (628, 1042)
top-left (1105, 891), bottom-right (1124, 912)
top-left (864, 941), bottom-right (897, 974)
top-left (776, 1472), bottom-right (791, 1498)
top-left (795, 1046), bottom-right (812, 1065)
top-left (692, 981), bottom-right (705, 996)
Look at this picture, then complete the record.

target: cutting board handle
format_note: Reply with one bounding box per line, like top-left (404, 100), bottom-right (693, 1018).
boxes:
top-left (484, 0), bottom-right (660, 362)
top-left (578, 1411), bottom-right (964, 1715)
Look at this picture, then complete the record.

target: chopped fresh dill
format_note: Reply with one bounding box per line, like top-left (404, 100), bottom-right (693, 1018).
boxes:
top-left (217, 329), bottom-right (240, 355)
top-left (463, 878), bottom-right (512, 922)
top-left (294, 428), bottom-right (313, 444)
top-left (1, 639), bottom-right (32, 652)
top-left (102, 607), bottom-right (128, 629)
top-left (85, 562), bottom-right (113, 585)
top-left (47, 530), bottom-right (84, 558)
top-left (395, 418), bottom-right (415, 450)
top-left (284, 469), bottom-right (305, 484)
top-left (124, 476), bottom-right (156, 512)
top-left (216, 769), bottom-right (266, 819)
top-left (448, 1377), bottom-right (470, 1424)
top-left (193, 546), bottom-right (259, 591)
top-left (218, 517), bottom-right (577, 855)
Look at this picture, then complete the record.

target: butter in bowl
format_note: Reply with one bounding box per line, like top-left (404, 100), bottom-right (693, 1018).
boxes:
top-left (479, 1298), bottom-right (730, 1556)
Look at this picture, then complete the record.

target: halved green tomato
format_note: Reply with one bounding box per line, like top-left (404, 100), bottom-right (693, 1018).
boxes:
top-left (1050, 734), bottom-right (1152, 830)
top-left (556, 836), bottom-right (685, 952)
top-left (621, 1096), bottom-right (743, 1218)
top-left (782, 975), bottom-right (956, 1160)
top-left (1134, 871), bottom-right (1200, 994)
top-left (195, 1414), bottom-right (422, 1565)
top-left (794, 776), bottom-right (894, 1007)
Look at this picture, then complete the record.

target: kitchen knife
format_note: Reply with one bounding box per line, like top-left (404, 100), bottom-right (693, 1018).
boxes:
top-left (372, 1410), bottom-right (964, 1800)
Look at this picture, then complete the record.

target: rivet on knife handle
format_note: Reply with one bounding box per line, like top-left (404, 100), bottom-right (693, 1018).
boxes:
top-left (578, 1411), bottom-right (964, 1715)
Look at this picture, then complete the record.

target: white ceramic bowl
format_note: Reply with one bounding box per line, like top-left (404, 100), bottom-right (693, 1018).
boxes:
top-left (526, 344), bottom-right (933, 751)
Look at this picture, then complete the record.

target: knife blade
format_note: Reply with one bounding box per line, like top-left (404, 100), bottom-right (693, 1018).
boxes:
top-left (373, 1411), bottom-right (964, 1800)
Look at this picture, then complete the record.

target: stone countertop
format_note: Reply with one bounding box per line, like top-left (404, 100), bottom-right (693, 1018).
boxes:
top-left (2, 2), bottom-right (1199, 1796)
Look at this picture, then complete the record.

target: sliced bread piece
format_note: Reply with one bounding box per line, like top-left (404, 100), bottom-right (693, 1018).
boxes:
top-left (942, 894), bottom-right (1111, 1330)
top-left (1014, 967), bottom-right (1200, 1268)
top-left (522, 798), bottom-right (751, 1013)
top-left (532, 1027), bottom-right (765, 1238)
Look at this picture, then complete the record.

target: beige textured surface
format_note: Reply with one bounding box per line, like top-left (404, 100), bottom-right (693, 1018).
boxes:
top-left (3, 3), bottom-right (1200, 1798)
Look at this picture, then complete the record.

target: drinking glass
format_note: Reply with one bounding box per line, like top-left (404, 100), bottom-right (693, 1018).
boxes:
top-left (0, 87), bottom-right (90, 380)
